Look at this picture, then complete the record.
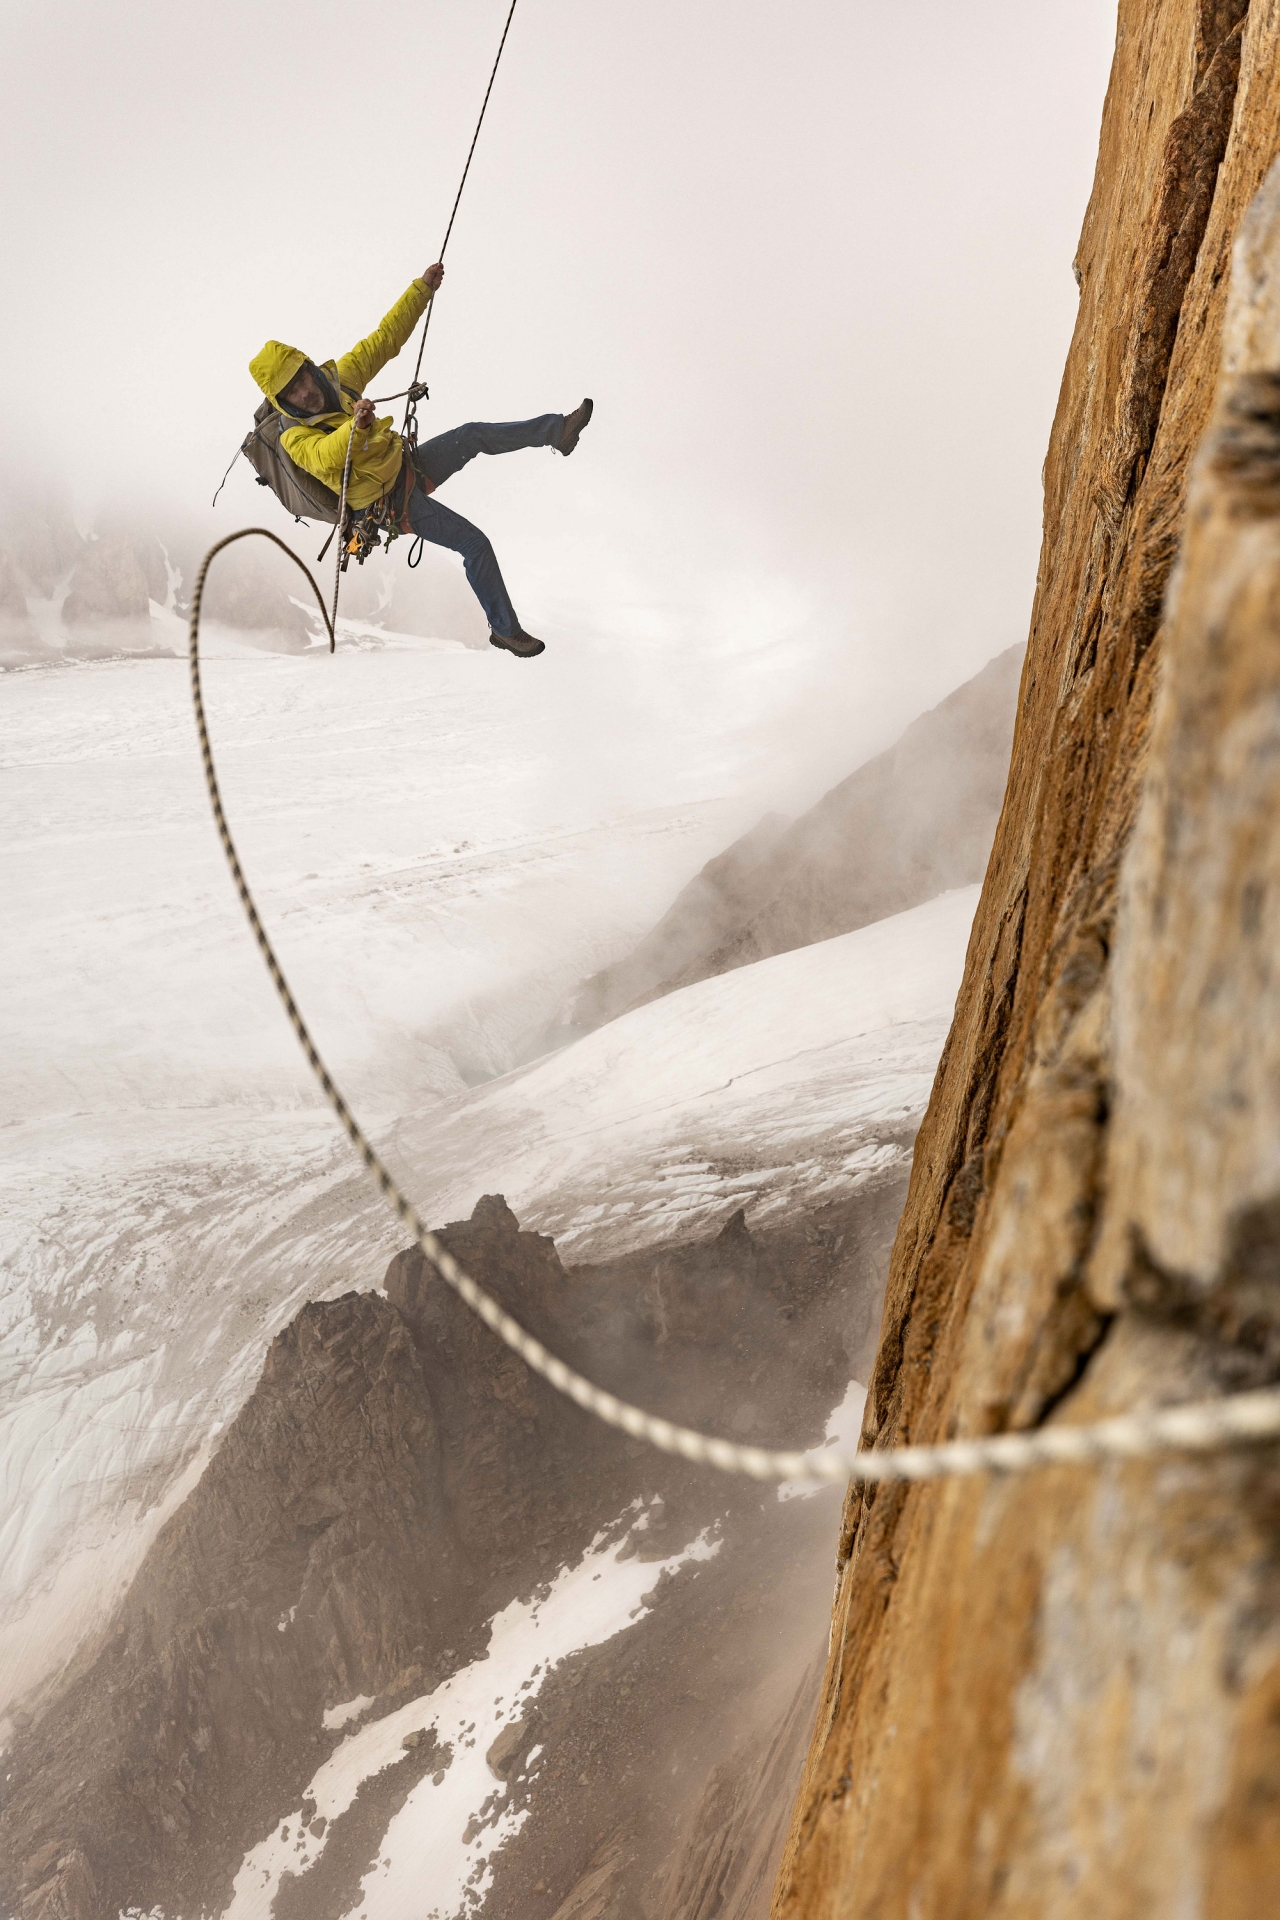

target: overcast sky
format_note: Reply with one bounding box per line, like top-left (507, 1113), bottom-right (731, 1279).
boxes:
top-left (3, 0), bottom-right (1115, 801)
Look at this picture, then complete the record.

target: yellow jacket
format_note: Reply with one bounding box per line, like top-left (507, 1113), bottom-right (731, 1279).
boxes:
top-left (248, 279), bottom-right (431, 509)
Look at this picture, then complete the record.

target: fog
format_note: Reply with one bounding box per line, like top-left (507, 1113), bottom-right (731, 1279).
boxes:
top-left (3, 0), bottom-right (1114, 801)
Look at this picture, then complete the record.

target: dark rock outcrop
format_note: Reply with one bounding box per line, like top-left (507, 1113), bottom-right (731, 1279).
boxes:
top-left (572, 643), bottom-right (1023, 1030)
top-left (199, 543), bottom-right (316, 648)
top-left (0, 486), bottom-right (84, 599)
top-left (60, 534), bottom-right (150, 627)
top-left (0, 548), bottom-right (49, 667)
top-left (663, 1655), bottom-right (825, 1920)
top-left (481, 1469), bottom-right (842, 1920)
top-left (0, 1292), bottom-right (469, 1919)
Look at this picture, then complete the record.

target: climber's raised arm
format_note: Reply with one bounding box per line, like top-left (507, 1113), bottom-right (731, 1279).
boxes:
top-left (337, 266), bottom-right (443, 393)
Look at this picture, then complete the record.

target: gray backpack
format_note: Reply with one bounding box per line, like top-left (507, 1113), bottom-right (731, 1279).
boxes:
top-left (239, 395), bottom-right (354, 524)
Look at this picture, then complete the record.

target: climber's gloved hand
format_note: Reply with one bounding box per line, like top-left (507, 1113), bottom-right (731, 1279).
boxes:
top-left (421, 262), bottom-right (445, 293)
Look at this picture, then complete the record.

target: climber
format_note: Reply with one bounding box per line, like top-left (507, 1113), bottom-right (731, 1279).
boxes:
top-left (247, 264), bottom-right (593, 659)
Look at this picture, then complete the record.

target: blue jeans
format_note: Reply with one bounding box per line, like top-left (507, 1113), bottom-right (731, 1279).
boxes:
top-left (404, 414), bottom-right (564, 638)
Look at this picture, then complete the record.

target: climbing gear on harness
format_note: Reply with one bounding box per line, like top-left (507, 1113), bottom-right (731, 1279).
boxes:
top-left (557, 397), bottom-right (594, 456)
top-left (343, 467), bottom-right (414, 568)
top-left (489, 626), bottom-right (546, 657)
top-left (188, 526), bottom-right (1280, 1490)
top-left (317, 405), bottom-right (431, 641)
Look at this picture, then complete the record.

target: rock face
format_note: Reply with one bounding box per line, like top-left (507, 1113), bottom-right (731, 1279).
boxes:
top-left (56, 529), bottom-right (171, 664)
top-left (572, 645), bottom-right (1022, 1029)
top-left (663, 1654), bottom-right (825, 1920)
top-left (0, 1291), bottom-right (467, 1919)
top-left (774, 5), bottom-right (1280, 1916)
top-left (0, 1184), bottom-right (900, 1919)
top-left (60, 532), bottom-right (150, 627)
top-left (0, 485), bottom-right (84, 599)
top-left (0, 547), bottom-right (46, 666)
top-left (0, 506), bottom-right (296, 662)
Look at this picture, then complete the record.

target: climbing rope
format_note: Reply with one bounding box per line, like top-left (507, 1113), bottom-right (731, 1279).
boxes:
top-left (330, 430), bottom-right (357, 650)
top-left (398, 0), bottom-right (521, 450)
top-left (321, 0), bottom-right (521, 630)
top-left (190, 531), bottom-right (1280, 1485)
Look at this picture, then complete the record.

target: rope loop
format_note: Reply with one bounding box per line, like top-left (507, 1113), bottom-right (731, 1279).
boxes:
top-left (189, 531), bottom-right (1280, 1486)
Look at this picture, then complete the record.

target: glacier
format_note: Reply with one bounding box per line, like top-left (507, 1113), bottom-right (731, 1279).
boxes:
top-left (0, 631), bottom-right (975, 1733)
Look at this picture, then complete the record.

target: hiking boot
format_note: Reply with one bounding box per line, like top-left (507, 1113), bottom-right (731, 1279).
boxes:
top-left (557, 398), bottom-right (594, 456)
top-left (490, 627), bottom-right (546, 658)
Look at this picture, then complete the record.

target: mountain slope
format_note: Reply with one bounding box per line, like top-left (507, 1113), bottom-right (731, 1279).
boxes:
top-left (0, 878), bottom-right (974, 1751)
top-left (387, 885), bottom-right (980, 1264)
top-left (0, 1190), bottom-right (887, 1920)
top-left (572, 644), bottom-right (1021, 1029)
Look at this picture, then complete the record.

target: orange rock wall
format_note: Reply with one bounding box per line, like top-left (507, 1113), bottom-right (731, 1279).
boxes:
top-left (772, 3), bottom-right (1280, 1914)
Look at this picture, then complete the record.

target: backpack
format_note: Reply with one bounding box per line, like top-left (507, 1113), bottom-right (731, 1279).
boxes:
top-left (239, 396), bottom-right (350, 524)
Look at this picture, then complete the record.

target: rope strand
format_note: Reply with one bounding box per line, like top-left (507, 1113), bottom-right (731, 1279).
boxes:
top-left (332, 0), bottom-right (521, 627)
top-left (402, 0), bottom-right (520, 445)
top-left (189, 531), bottom-right (1280, 1485)
top-left (330, 430), bottom-right (357, 650)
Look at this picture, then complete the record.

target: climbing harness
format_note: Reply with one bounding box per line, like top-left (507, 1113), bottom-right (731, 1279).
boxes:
top-left (215, 0), bottom-right (522, 629)
top-left (190, 529), bottom-right (1280, 1487)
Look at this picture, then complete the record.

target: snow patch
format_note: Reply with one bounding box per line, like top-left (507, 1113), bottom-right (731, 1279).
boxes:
top-left (323, 1693), bottom-right (375, 1731)
top-left (778, 1378), bottom-right (869, 1502)
top-left (220, 1518), bottom-right (720, 1920)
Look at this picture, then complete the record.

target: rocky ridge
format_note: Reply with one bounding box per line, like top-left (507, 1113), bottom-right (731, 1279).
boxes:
top-left (0, 1180), bottom-right (901, 1920)
top-left (0, 477), bottom-right (488, 667)
top-left (572, 644), bottom-right (1022, 1030)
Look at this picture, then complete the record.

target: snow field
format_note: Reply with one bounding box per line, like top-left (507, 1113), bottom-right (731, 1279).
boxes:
top-left (0, 891), bottom-right (975, 1722)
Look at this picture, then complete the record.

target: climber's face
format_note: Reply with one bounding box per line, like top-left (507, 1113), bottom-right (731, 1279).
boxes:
top-left (279, 365), bottom-right (329, 416)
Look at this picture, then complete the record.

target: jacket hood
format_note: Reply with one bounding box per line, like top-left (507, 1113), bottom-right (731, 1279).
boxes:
top-left (249, 340), bottom-right (308, 405)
